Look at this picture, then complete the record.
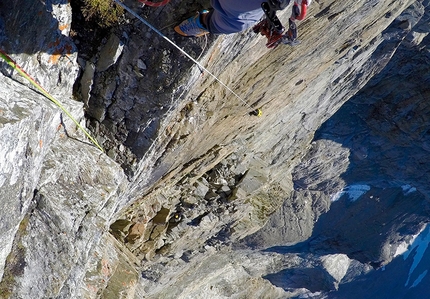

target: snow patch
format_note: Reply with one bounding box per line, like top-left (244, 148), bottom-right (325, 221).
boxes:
top-left (395, 241), bottom-right (412, 258)
top-left (401, 185), bottom-right (417, 195)
top-left (403, 224), bottom-right (430, 287)
top-left (394, 226), bottom-right (427, 258)
top-left (331, 184), bottom-right (370, 202)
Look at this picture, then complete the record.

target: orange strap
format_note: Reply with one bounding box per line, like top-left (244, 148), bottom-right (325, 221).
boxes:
top-left (138, 0), bottom-right (170, 7)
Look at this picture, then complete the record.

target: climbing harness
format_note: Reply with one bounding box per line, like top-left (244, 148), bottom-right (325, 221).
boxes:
top-left (138, 0), bottom-right (169, 8)
top-left (113, 0), bottom-right (262, 117)
top-left (0, 49), bottom-right (104, 152)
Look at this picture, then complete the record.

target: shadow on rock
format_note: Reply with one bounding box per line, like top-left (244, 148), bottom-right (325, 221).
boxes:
top-left (0, 0), bottom-right (76, 57)
top-left (78, 0), bottom-right (217, 175)
top-left (309, 189), bottom-right (429, 266)
top-left (264, 267), bottom-right (334, 293)
top-left (305, 11), bottom-right (430, 264)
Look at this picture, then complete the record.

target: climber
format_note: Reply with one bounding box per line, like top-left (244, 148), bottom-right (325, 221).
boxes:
top-left (174, 0), bottom-right (311, 43)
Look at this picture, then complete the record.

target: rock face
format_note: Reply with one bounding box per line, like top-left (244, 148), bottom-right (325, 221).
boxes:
top-left (1, 0), bottom-right (430, 298)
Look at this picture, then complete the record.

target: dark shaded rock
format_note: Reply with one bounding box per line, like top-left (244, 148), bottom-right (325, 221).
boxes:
top-left (152, 207), bottom-right (170, 224)
top-left (264, 267), bottom-right (334, 293)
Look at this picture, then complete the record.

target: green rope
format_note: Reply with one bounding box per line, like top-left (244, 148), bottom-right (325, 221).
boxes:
top-left (0, 49), bottom-right (104, 152)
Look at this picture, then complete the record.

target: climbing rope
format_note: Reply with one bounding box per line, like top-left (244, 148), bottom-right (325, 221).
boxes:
top-left (114, 0), bottom-right (262, 116)
top-left (138, 0), bottom-right (170, 7)
top-left (0, 49), bottom-right (104, 152)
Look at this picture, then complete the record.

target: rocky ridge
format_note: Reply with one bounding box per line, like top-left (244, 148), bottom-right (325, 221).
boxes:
top-left (0, 0), bottom-right (430, 298)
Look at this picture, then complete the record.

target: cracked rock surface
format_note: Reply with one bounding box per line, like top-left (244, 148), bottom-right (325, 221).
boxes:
top-left (1, 0), bottom-right (430, 298)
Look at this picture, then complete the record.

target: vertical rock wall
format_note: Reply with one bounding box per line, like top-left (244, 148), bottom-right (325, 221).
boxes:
top-left (1, 0), bottom-right (429, 298)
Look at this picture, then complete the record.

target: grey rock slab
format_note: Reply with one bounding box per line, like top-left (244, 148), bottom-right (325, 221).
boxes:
top-left (0, 74), bottom-right (58, 281)
top-left (96, 34), bottom-right (124, 72)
